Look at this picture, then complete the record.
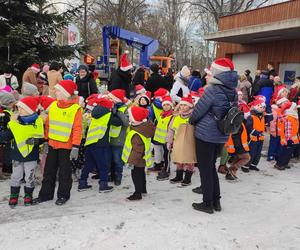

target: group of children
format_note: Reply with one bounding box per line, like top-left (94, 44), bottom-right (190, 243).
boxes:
top-left (0, 75), bottom-right (299, 207)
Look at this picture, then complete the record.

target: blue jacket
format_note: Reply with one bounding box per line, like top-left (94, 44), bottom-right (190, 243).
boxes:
top-left (189, 71), bottom-right (238, 144)
top-left (149, 98), bottom-right (162, 123)
top-left (188, 76), bottom-right (202, 91)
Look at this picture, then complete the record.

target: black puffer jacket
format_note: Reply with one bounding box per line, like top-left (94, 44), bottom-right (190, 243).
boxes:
top-left (145, 73), bottom-right (169, 95)
top-left (108, 69), bottom-right (132, 98)
top-left (75, 74), bottom-right (98, 99)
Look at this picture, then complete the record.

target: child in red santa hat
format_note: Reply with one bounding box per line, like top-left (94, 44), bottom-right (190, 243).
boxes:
top-left (168, 95), bottom-right (195, 186)
top-left (122, 106), bottom-right (155, 201)
top-left (0, 96), bottom-right (44, 207)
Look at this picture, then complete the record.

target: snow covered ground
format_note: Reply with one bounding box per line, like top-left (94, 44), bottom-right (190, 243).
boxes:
top-left (0, 157), bottom-right (299, 250)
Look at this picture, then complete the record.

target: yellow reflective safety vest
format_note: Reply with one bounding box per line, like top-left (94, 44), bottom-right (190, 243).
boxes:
top-left (171, 115), bottom-right (189, 139)
top-left (109, 106), bottom-right (127, 138)
top-left (48, 101), bottom-right (81, 142)
top-left (85, 112), bottom-right (111, 146)
top-left (153, 115), bottom-right (172, 144)
top-left (152, 105), bottom-right (162, 121)
top-left (122, 130), bottom-right (152, 168)
top-left (8, 117), bottom-right (44, 158)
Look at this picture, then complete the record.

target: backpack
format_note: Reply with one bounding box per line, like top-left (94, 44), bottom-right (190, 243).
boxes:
top-left (214, 86), bottom-right (244, 136)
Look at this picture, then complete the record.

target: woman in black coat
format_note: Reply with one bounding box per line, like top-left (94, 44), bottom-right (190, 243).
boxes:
top-left (75, 65), bottom-right (98, 99)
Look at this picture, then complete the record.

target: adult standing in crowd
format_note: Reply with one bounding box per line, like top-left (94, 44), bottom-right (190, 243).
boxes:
top-left (188, 70), bottom-right (202, 92)
top-left (189, 58), bottom-right (238, 214)
top-left (75, 64), bottom-right (98, 100)
top-left (289, 76), bottom-right (300, 101)
top-left (244, 69), bottom-right (253, 84)
top-left (132, 66), bottom-right (145, 86)
top-left (267, 62), bottom-right (276, 77)
top-left (109, 53), bottom-right (133, 98)
top-left (238, 74), bottom-right (251, 103)
top-left (164, 68), bottom-right (174, 90)
top-left (47, 61), bottom-right (63, 98)
top-left (170, 65), bottom-right (191, 103)
top-left (0, 64), bottom-right (19, 90)
top-left (145, 63), bottom-right (169, 95)
top-left (22, 64), bottom-right (40, 89)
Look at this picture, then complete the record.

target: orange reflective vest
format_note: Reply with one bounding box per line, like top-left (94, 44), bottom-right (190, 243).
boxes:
top-left (250, 115), bottom-right (265, 142)
top-left (226, 123), bottom-right (249, 154)
top-left (280, 115), bottom-right (299, 145)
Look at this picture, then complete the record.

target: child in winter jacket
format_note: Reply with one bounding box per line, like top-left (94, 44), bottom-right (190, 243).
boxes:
top-left (267, 97), bottom-right (289, 162)
top-left (275, 102), bottom-right (299, 170)
top-left (34, 80), bottom-right (82, 206)
top-left (78, 98), bottom-right (122, 192)
top-left (0, 92), bottom-right (16, 179)
top-left (168, 95), bottom-right (194, 186)
top-left (149, 88), bottom-right (169, 123)
top-left (243, 98), bottom-right (266, 172)
top-left (0, 96), bottom-right (44, 207)
top-left (154, 96), bottom-right (174, 181)
top-left (108, 89), bottom-right (129, 185)
top-left (122, 106), bottom-right (155, 201)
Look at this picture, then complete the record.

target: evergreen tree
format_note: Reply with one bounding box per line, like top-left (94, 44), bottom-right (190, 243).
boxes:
top-left (0, 0), bottom-right (83, 74)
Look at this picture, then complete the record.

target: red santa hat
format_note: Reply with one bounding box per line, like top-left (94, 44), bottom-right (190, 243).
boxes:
top-left (31, 64), bottom-right (40, 73)
top-left (250, 99), bottom-right (265, 109)
top-left (198, 87), bottom-right (205, 97)
top-left (39, 96), bottom-right (55, 111)
top-left (179, 95), bottom-right (193, 108)
top-left (135, 84), bottom-right (146, 95)
top-left (276, 96), bottom-right (289, 106)
top-left (277, 87), bottom-right (289, 97)
top-left (190, 91), bottom-right (200, 104)
top-left (162, 95), bottom-right (173, 107)
top-left (96, 98), bottom-right (114, 110)
top-left (55, 80), bottom-right (78, 98)
top-left (120, 53), bottom-right (133, 72)
top-left (16, 96), bottom-right (39, 115)
top-left (108, 89), bottom-right (126, 103)
top-left (128, 106), bottom-right (149, 125)
top-left (123, 97), bottom-right (132, 106)
top-left (210, 58), bottom-right (234, 76)
top-left (253, 95), bottom-right (266, 102)
top-left (154, 88), bottom-right (169, 99)
top-left (85, 95), bottom-right (99, 111)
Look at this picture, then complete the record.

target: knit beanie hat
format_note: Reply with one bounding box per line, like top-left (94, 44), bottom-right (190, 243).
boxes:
top-left (180, 65), bottom-right (191, 78)
top-left (16, 96), bottom-right (39, 115)
top-left (64, 73), bottom-right (74, 81)
top-left (108, 89), bottom-right (126, 103)
top-left (135, 84), bottom-right (146, 95)
top-left (0, 92), bottom-right (16, 108)
top-left (22, 82), bottom-right (39, 97)
top-left (162, 95), bottom-right (173, 107)
top-left (55, 80), bottom-right (78, 98)
top-left (120, 53), bottom-right (133, 72)
top-left (128, 106), bottom-right (149, 126)
top-left (31, 64), bottom-right (40, 73)
top-left (179, 95), bottom-right (193, 107)
top-left (78, 64), bottom-right (89, 73)
top-left (39, 96), bottom-right (55, 111)
top-left (210, 58), bottom-right (234, 77)
top-left (154, 88), bottom-right (169, 99)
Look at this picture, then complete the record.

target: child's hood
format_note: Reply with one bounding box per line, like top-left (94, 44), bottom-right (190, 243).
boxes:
top-left (131, 120), bottom-right (155, 138)
top-left (153, 98), bottom-right (162, 109)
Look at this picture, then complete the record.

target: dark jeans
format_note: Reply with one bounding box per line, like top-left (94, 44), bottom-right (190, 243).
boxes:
top-left (267, 135), bottom-right (281, 161)
top-left (3, 144), bottom-right (12, 173)
top-left (38, 147), bottom-right (72, 201)
top-left (196, 139), bottom-right (222, 203)
top-left (111, 146), bottom-right (124, 181)
top-left (131, 166), bottom-right (146, 195)
top-left (293, 144), bottom-right (300, 158)
top-left (277, 141), bottom-right (296, 167)
top-left (248, 141), bottom-right (263, 167)
top-left (80, 144), bottom-right (110, 185)
top-left (162, 144), bottom-right (170, 172)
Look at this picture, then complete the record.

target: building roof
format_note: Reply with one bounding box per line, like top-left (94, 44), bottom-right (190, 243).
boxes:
top-left (205, 18), bottom-right (300, 43)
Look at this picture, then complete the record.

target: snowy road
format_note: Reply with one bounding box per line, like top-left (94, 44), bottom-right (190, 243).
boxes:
top-left (0, 159), bottom-right (299, 250)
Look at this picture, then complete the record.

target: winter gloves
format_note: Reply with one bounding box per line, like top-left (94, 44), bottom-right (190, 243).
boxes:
top-left (70, 147), bottom-right (79, 160)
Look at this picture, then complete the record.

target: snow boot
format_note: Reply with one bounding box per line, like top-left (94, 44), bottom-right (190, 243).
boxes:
top-left (274, 164), bottom-right (285, 171)
top-left (192, 186), bottom-right (203, 194)
top-left (225, 169), bottom-right (237, 181)
top-left (192, 202), bottom-right (214, 214)
top-left (249, 165), bottom-right (260, 171)
top-left (99, 181), bottom-right (114, 193)
top-left (241, 166), bottom-right (250, 173)
top-left (8, 186), bottom-right (20, 207)
top-left (55, 197), bottom-right (68, 206)
top-left (181, 170), bottom-right (193, 186)
top-left (78, 184), bottom-right (92, 192)
top-left (24, 187), bottom-right (34, 206)
top-left (157, 170), bottom-right (170, 181)
top-left (148, 162), bottom-right (163, 172)
top-left (170, 170), bottom-right (184, 184)
top-left (218, 165), bottom-right (228, 174)
top-left (213, 199), bottom-right (222, 212)
top-left (127, 193), bottom-right (142, 201)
